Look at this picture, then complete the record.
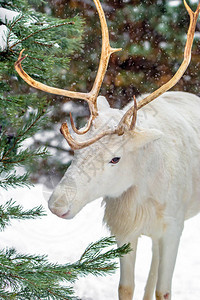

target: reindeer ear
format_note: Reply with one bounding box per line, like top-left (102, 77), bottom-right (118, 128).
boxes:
top-left (97, 96), bottom-right (110, 112)
top-left (129, 127), bottom-right (163, 149)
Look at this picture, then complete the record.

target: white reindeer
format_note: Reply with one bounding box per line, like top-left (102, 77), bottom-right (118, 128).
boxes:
top-left (14, 0), bottom-right (200, 299)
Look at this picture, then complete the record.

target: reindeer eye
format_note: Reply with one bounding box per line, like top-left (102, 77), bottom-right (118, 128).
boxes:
top-left (109, 157), bottom-right (121, 164)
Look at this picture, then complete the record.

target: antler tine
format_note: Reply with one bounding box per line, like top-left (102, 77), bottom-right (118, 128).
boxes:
top-left (118, 0), bottom-right (200, 133)
top-left (89, 0), bottom-right (121, 107)
top-left (14, 0), bottom-right (121, 136)
top-left (69, 112), bottom-right (93, 135)
top-left (117, 95), bottom-right (137, 135)
top-left (130, 96), bottom-right (137, 130)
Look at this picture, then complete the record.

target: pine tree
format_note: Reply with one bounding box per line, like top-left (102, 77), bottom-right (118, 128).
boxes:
top-left (0, 1), bottom-right (131, 298)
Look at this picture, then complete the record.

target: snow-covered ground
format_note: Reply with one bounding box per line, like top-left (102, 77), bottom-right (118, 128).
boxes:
top-left (0, 184), bottom-right (200, 300)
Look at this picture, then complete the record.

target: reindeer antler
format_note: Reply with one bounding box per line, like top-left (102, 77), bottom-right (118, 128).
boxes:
top-left (118, 0), bottom-right (200, 133)
top-left (14, 0), bottom-right (121, 135)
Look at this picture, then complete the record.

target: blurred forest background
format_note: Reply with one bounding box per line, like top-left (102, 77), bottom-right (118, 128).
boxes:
top-left (2, 0), bottom-right (200, 187)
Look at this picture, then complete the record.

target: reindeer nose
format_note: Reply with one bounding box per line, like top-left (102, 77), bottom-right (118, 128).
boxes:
top-left (48, 193), bottom-right (70, 217)
top-left (49, 206), bottom-right (71, 219)
top-left (48, 199), bottom-right (71, 217)
top-left (48, 179), bottom-right (77, 219)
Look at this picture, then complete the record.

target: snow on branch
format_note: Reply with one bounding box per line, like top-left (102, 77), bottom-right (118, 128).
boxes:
top-left (0, 25), bottom-right (9, 51)
top-left (0, 8), bottom-right (20, 24)
top-left (0, 8), bottom-right (21, 51)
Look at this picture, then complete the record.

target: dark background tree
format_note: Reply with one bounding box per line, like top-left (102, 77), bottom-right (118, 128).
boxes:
top-left (48, 0), bottom-right (200, 101)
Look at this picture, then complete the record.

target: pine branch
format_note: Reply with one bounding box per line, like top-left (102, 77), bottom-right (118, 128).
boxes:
top-left (15, 110), bottom-right (46, 143)
top-left (1, 110), bottom-right (46, 162)
top-left (10, 20), bottom-right (75, 50)
top-left (0, 199), bottom-right (46, 231)
top-left (33, 40), bottom-right (54, 48)
top-left (0, 172), bottom-right (30, 189)
top-left (6, 15), bottom-right (23, 50)
top-left (0, 237), bottom-right (131, 300)
top-left (1, 148), bottom-right (48, 166)
top-left (76, 236), bottom-right (132, 276)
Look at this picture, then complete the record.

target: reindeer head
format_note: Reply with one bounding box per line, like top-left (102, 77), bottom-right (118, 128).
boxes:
top-left (15, 0), bottom-right (200, 219)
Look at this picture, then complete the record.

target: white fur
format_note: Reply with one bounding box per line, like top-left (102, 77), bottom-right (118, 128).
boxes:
top-left (48, 91), bottom-right (200, 300)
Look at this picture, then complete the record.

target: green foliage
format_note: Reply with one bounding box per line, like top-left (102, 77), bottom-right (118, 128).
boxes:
top-left (1, 1), bottom-right (84, 85)
top-left (0, 237), bottom-right (131, 300)
top-left (0, 172), bottom-right (30, 189)
top-left (77, 236), bottom-right (132, 276)
top-left (0, 0), bottom-right (85, 183)
top-left (0, 106), bottom-right (48, 188)
top-left (0, 199), bottom-right (45, 230)
top-left (0, 0), bottom-right (84, 186)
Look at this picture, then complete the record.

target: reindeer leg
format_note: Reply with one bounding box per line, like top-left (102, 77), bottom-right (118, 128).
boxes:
top-left (143, 239), bottom-right (159, 300)
top-left (155, 221), bottom-right (184, 300)
top-left (117, 237), bottom-right (138, 300)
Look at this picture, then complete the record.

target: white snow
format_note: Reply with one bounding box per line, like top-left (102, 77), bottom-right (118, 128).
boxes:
top-left (168, 0), bottom-right (199, 6)
top-left (168, 0), bottom-right (181, 7)
top-left (0, 25), bottom-right (9, 51)
top-left (194, 32), bottom-right (200, 39)
top-left (0, 185), bottom-right (200, 299)
top-left (0, 8), bottom-right (20, 24)
top-left (190, 0), bottom-right (199, 3)
top-left (0, 8), bottom-right (21, 51)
